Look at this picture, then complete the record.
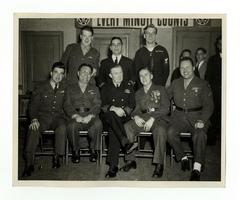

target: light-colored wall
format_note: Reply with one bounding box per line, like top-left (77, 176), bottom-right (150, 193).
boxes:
top-left (19, 18), bottom-right (77, 50)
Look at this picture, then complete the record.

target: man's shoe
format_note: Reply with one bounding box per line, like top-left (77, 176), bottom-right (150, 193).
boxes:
top-left (152, 164), bottom-right (164, 178)
top-left (120, 161), bottom-right (137, 172)
top-left (126, 142), bottom-right (138, 154)
top-left (72, 151), bottom-right (80, 163)
top-left (52, 154), bottom-right (61, 168)
top-left (89, 150), bottom-right (98, 162)
top-left (105, 166), bottom-right (118, 178)
top-left (181, 159), bottom-right (190, 171)
top-left (22, 165), bottom-right (34, 177)
top-left (190, 170), bottom-right (201, 181)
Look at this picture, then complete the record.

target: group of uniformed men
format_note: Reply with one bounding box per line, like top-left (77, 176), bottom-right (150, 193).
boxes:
top-left (22, 24), bottom-right (217, 181)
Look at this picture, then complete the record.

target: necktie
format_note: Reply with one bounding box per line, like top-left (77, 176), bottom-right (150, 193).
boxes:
top-left (54, 84), bottom-right (58, 93)
top-left (114, 57), bottom-right (118, 65)
top-left (194, 64), bottom-right (200, 78)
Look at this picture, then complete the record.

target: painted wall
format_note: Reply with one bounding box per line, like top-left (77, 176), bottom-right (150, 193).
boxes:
top-left (19, 18), bottom-right (76, 50)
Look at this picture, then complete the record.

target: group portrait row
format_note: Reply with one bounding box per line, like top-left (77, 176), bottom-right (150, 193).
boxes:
top-left (21, 24), bottom-right (222, 181)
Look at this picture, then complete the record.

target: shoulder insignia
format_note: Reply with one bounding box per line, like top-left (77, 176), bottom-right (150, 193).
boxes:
top-left (60, 90), bottom-right (65, 94)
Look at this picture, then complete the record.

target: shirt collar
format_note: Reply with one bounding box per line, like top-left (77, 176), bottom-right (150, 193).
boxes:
top-left (112, 54), bottom-right (122, 63)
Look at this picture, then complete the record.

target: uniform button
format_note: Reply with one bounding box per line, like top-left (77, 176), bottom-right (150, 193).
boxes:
top-left (53, 101), bottom-right (56, 104)
top-left (184, 93), bottom-right (186, 96)
top-left (54, 96), bottom-right (57, 98)
top-left (52, 106), bottom-right (55, 109)
top-left (183, 99), bottom-right (186, 101)
top-left (121, 99), bottom-right (124, 101)
top-left (121, 106), bottom-right (124, 108)
top-left (183, 104), bottom-right (186, 107)
top-left (112, 99), bottom-right (115, 102)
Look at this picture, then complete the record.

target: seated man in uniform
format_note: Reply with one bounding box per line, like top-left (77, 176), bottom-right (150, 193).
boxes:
top-left (122, 67), bottom-right (170, 178)
top-left (64, 63), bottom-right (102, 163)
top-left (23, 62), bottom-right (67, 177)
top-left (97, 36), bottom-right (135, 88)
top-left (101, 64), bottom-right (135, 178)
top-left (167, 57), bottom-right (214, 181)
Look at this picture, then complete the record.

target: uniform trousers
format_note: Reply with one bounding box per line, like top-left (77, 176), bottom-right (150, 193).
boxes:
top-left (103, 111), bottom-right (130, 167)
top-left (167, 112), bottom-right (208, 164)
top-left (25, 116), bottom-right (67, 165)
top-left (67, 117), bottom-right (102, 151)
top-left (124, 119), bottom-right (167, 164)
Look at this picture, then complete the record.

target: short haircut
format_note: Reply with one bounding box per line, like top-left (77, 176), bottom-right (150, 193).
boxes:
top-left (78, 63), bottom-right (93, 73)
top-left (110, 36), bottom-right (123, 45)
top-left (196, 47), bottom-right (207, 54)
top-left (143, 24), bottom-right (157, 34)
top-left (109, 64), bottom-right (123, 72)
top-left (80, 25), bottom-right (94, 35)
top-left (51, 62), bottom-right (65, 72)
top-left (180, 49), bottom-right (192, 58)
top-left (179, 57), bottom-right (194, 67)
top-left (138, 66), bottom-right (153, 75)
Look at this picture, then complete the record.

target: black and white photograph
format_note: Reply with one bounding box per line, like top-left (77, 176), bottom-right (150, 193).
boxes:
top-left (14, 14), bottom-right (224, 186)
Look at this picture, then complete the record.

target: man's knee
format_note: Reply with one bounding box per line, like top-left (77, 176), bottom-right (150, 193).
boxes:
top-left (124, 121), bottom-right (136, 142)
top-left (167, 125), bottom-right (179, 140)
top-left (193, 129), bottom-right (207, 141)
top-left (93, 118), bottom-right (103, 131)
top-left (67, 120), bottom-right (78, 132)
top-left (153, 124), bottom-right (167, 140)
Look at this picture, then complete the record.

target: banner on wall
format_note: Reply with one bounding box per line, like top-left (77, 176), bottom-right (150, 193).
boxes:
top-left (75, 18), bottom-right (212, 28)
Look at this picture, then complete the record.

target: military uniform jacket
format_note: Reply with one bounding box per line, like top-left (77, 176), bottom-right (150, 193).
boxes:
top-left (29, 81), bottom-right (66, 121)
top-left (97, 56), bottom-right (134, 87)
top-left (64, 83), bottom-right (101, 118)
top-left (131, 83), bottom-right (170, 121)
top-left (101, 81), bottom-right (135, 116)
top-left (134, 45), bottom-right (170, 86)
top-left (61, 43), bottom-right (100, 83)
top-left (167, 76), bottom-right (214, 126)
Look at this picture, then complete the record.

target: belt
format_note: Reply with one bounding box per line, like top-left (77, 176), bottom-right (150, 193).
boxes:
top-left (176, 106), bottom-right (202, 113)
top-left (141, 108), bottom-right (159, 113)
top-left (75, 107), bottom-right (90, 113)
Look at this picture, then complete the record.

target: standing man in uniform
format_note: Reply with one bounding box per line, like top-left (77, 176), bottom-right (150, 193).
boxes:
top-left (205, 36), bottom-right (222, 145)
top-left (97, 37), bottom-right (135, 88)
top-left (122, 67), bottom-right (170, 178)
top-left (64, 63), bottom-right (102, 163)
top-left (101, 64), bottom-right (135, 178)
top-left (61, 25), bottom-right (100, 84)
top-left (167, 57), bottom-right (214, 181)
top-left (23, 62), bottom-right (67, 177)
top-left (134, 24), bottom-right (170, 88)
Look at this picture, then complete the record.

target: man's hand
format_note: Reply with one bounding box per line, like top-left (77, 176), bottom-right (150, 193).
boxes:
top-left (195, 120), bottom-right (205, 129)
top-left (143, 117), bottom-right (155, 132)
top-left (82, 114), bottom-right (94, 124)
top-left (134, 116), bottom-right (145, 128)
top-left (29, 119), bottom-right (40, 131)
top-left (75, 116), bottom-right (83, 123)
top-left (110, 106), bottom-right (126, 117)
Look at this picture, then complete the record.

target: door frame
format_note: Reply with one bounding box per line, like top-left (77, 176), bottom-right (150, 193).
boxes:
top-left (20, 31), bottom-right (63, 94)
top-left (172, 27), bottom-right (222, 69)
